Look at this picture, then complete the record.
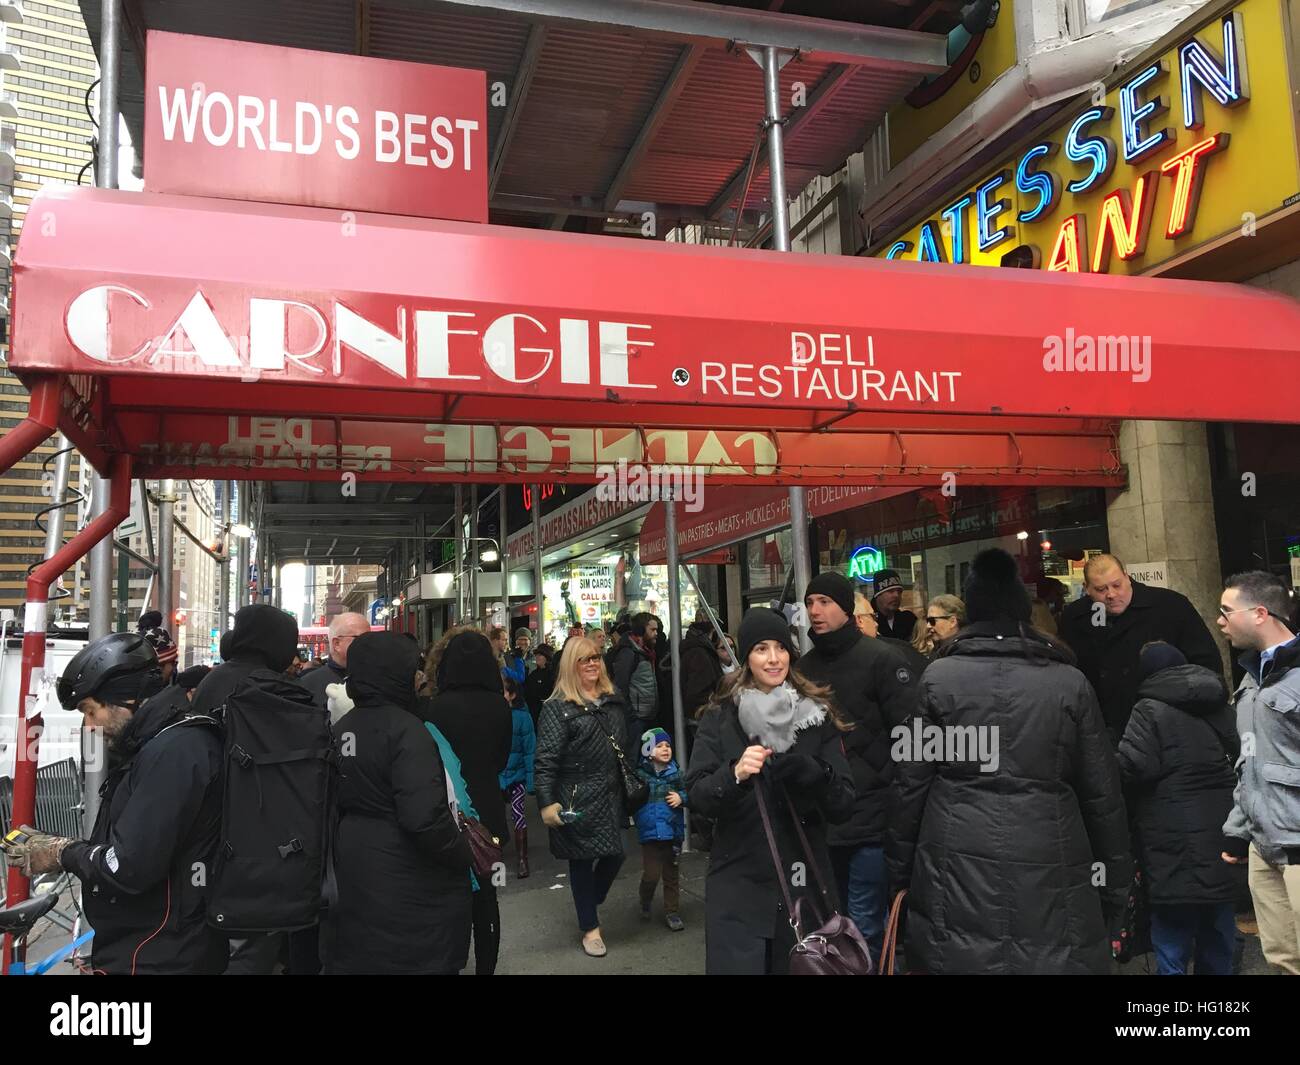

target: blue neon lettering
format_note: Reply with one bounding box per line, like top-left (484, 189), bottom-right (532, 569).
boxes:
top-left (917, 221), bottom-right (946, 262)
top-left (1015, 143), bottom-right (1059, 223)
top-left (1120, 62), bottom-right (1172, 162)
top-left (1180, 14), bottom-right (1248, 129)
top-left (941, 194), bottom-right (973, 263)
top-left (975, 172), bottom-right (1012, 252)
top-left (1065, 107), bottom-right (1116, 194)
top-left (885, 240), bottom-right (913, 259)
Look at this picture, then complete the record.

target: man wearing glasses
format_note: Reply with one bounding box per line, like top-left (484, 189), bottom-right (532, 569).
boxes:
top-left (1059, 553), bottom-right (1221, 740)
top-left (300, 611), bottom-right (371, 709)
top-left (1219, 570), bottom-right (1300, 973)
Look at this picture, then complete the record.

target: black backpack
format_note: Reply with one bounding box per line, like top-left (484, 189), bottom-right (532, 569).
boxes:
top-left (207, 669), bottom-right (334, 935)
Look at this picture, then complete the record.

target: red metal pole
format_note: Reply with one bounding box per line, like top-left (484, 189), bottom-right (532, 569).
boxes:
top-left (2, 453), bottom-right (131, 973)
top-left (0, 377), bottom-right (59, 478)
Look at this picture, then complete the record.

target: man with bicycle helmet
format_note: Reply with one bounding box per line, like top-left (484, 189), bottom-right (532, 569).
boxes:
top-left (1, 632), bottom-right (226, 974)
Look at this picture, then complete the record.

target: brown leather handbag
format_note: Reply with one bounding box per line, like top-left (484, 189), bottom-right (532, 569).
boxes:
top-left (458, 811), bottom-right (503, 878)
top-left (754, 780), bottom-right (874, 975)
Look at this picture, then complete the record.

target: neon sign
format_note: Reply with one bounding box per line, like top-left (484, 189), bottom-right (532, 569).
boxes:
top-left (881, 8), bottom-right (1255, 274)
top-left (847, 545), bottom-right (885, 582)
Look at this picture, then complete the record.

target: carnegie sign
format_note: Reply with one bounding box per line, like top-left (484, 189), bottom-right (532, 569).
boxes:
top-left (874, 0), bottom-right (1300, 274)
top-left (143, 31), bottom-right (487, 221)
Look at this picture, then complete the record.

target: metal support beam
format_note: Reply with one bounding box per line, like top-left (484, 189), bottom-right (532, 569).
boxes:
top-left (453, 484), bottom-right (464, 625)
top-left (708, 60), bottom-right (856, 219)
top-left (217, 480), bottom-right (230, 634)
top-left (235, 484), bottom-right (250, 609)
top-left (411, 0), bottom-right (947, 70)
top-left (469, 484), bottom-right (479, 624)
top-left (532, 483), bottom-right (545, 643)
top-left (490, 23), bottom-right (545, 197)
top-left (665, 493), bottom-right (688, 849)
top-left (500, 485), bottom-right (511, 630)
top-left (603, 44), bottom-right (703, 209)
top-left (157, 478), bottom-right (175, 629)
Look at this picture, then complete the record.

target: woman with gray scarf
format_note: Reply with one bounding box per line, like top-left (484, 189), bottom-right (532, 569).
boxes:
top-left (686, 608), bottom-right (855, 974)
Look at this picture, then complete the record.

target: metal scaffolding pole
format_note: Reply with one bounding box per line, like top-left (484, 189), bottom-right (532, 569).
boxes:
top-left (157, 479), bottom-right (176, 629)
top-left (453, 484), bottom-right (464, 625)
top-left (755, 43), bottom-right (811, 651)
top-left (500, 486), bottom-right (511, 632)
top-left (235, 485), bottom-right (250, 609)
top-left (469, 484), bottom-right (479, 625)
top-left (41, 435), bottom-right (73, 614)
top-left (532, 484), bottom-right (545, 643)
top-left (665, 493), bottom-right (690, 850)
top-left (217, 481), bottom-right (230, 633)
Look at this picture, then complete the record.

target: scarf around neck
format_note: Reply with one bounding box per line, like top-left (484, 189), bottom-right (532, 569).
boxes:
top-left (736, 682), bottom-right (827, 753)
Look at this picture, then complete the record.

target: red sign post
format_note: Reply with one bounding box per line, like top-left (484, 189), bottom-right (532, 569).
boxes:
top-left (143, 31), bottom-right (487, 221)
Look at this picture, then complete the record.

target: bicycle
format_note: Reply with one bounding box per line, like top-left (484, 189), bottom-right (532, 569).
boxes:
top-left (0, 882), bottom-right (95, 975)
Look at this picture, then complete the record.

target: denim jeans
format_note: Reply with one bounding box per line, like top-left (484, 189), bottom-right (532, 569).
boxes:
top-left (1149, 902), bottom-right (1236, 975)
top-left (569, 856), bottom-right (624, 932)
top-left (830, 843), bottom-right (887, 961)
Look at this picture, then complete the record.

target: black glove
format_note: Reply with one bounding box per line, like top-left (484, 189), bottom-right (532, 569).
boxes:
top-left (766, 753), bottom-right (828, 791)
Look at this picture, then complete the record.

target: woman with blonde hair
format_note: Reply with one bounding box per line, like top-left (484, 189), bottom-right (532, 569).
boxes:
top-left (533, 636), bottom-right (633, 957)
top-left (912, 594), bottom-right (966, 659)
top-left (686, 608), bottom-right (855, 974)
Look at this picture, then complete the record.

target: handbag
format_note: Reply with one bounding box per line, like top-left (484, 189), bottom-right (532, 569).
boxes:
top-left (1112, 868), bottom-right (1151, 963)
top-left (588, 703), bottom-right (649, 811)
top-left (458, 810), bottom-right (503, 878)
top-left (754, 780), bottom-right (874, 975)
top-left (879, 890), bottom-right (907, 975)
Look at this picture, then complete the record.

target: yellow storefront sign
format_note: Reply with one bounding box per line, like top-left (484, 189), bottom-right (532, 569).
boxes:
top-left (873, 0), bottom-right (1300, 275)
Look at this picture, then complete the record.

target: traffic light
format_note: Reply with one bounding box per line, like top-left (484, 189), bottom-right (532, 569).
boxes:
top-left (174, 609), bottom-right (187, 625)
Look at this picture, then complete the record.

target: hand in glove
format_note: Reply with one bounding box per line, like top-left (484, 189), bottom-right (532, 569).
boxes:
top-left (765, 753), bottom-right (828, 791)
top-left (1, 825), bottom-right (71, 877)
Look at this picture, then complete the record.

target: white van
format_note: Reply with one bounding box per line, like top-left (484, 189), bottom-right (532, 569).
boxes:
top-left (0, 631), bottom-right (90, 782)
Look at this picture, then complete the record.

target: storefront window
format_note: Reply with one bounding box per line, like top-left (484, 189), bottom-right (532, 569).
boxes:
top-left (746, 529), bottom-right (791, 590)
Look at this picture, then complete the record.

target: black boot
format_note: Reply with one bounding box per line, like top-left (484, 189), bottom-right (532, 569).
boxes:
top-left (514, 828), bottom-right (530, 879)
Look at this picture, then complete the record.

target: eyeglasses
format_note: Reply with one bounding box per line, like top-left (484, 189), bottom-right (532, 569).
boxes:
top-left (577, 654), bottom-right (602, 665)
top-left (1218, 605), bottom-right (1261, 618)
top-left (855, 612), bottom-right (878, 622)
top-left (926, 614), bottom-right (955, 625)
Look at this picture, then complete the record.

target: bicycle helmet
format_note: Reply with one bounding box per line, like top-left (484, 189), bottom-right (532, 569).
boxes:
top-left (57, 632), bottom-right (159, 710)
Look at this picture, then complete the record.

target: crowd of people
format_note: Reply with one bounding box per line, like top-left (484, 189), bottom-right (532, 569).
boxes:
top-left (5, 549), bottom-right (1300, 977)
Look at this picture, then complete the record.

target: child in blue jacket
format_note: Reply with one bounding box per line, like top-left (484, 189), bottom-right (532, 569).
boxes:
top-left (500, 677), bottom-right (536, 879)
top-left (636, 727), bottom-right (688, 931)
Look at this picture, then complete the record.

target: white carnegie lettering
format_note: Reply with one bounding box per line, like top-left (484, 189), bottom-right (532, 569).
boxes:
top-left (483, 313), bottom-right (552, 384)
top-left (334, 302), bottom-right (406, 378)
top-left (249, 298), bottom-right (327, 374)
top-left (151, 291), bottom-right (240, 366)
top-left (66, 285), bottom-right (151, 363)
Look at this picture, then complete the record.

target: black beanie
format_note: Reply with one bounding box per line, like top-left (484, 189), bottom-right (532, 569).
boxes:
top-left (737, 607), bottom-right (795, 661)
top-left (1138, 641), bottom-right (1187, 682)
top-left (805, 571), bottom-right (856, 618)
top-left (963, 549), bottom-right (1032, 624)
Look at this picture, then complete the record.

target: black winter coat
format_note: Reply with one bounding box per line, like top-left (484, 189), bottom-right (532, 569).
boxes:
top-left (796, 624), bottom-right (919, 847)
top-left (61, 686), bottom-right (227, 975)
top-left (422, 632), bottom-right (514, 842)
top-left (1059, 581), bottom-right (1223, 738)
top-left (1117, 664), bottom-right (1244, 905)
top-left (323, 635), bottom-right (472, 975)
top-left (686, 696), bottom-right (855, 975)
top-left (523, 663), bottom-right (556, 723)
top-left (676, 627), bottom-right (725, 718)
top-left (298, 657), bottom-right (347, 709)
top-left (534, 691), bottom-right (629, 860)
top-left (878, 609), bottom-right (917, 644)
top-left (887, 623), bottom-right (1132, 974)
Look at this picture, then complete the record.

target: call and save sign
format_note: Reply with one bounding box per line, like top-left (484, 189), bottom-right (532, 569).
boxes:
top-left (143, 31), bottom-right (488, 222)
top-left (874, 0), bottom-right (1300, 275)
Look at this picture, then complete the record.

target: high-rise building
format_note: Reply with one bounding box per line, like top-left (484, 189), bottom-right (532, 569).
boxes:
top-left (0, 0), bottom-right (97, 614)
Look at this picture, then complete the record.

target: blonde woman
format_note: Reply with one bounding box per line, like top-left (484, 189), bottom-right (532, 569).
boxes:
top-left (912, 595), bottom-right (966, 659)
top-left (533, 636), bottom-right (632, 957)
top-left (685, 608), bottom-right (855, 975)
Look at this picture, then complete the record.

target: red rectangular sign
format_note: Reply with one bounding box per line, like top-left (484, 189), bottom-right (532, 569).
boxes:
top-left (143, 31), bottom-right (487, 221)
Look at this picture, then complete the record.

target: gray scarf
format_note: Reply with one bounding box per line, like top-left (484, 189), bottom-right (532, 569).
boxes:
top-left (736, 682), bottom-right (826, 753)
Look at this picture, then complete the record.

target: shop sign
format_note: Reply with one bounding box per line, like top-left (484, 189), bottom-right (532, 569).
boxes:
top-left (876, 0), bottom-right (1300, 275)
top-left (847, 545), bottom-right (886, 582)
top-left (575, 568), bottom-right (614, 603)
top-left (1126, 560), bottom-right (1170, 587)
top-left (143, 31), bottom-right (487, 221)
top-left (1290, 556), bottom-right (1300, 588)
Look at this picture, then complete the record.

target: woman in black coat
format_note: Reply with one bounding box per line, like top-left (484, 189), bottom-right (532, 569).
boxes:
top-left (422, 627), bottom-right (514, 976)
top-left (322, 633), bottom-right (472, 975)
top-left (887, 549), bottom-right (1132, 974)
top-left (686, 608), bottom-right (855, 975)
top-left (1117, 641), bottom-right (1245, 975)
top-left (534, 636), bottom-right (632, 958)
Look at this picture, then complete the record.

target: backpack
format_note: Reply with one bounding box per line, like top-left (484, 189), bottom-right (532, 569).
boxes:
top-left (206, 669), bottom-right (335, 935)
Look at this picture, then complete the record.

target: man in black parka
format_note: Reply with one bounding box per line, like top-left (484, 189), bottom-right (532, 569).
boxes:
top-left (5, 633), bottom-right (227, 974)
top-left (796, 571), bottom-right (918, 962)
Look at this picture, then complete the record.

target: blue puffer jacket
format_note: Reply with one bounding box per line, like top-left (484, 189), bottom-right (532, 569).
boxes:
top-left (499, 705), bottom-right (536, 792)
top-left (635, 756), bottom-right (688, 843)
top-left (502, 653), bottom-right (528, 687)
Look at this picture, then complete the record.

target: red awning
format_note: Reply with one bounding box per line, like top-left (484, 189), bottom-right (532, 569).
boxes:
top-left (12, 186), bottom-right (1299, 484)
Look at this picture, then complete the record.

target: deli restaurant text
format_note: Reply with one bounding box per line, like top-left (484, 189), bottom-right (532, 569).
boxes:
top-left (882, 13), bottom-right (1248, 273)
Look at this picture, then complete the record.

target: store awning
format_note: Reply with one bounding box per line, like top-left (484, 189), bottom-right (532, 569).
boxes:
top-left (12, 186), bottom-right (1300, 485)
